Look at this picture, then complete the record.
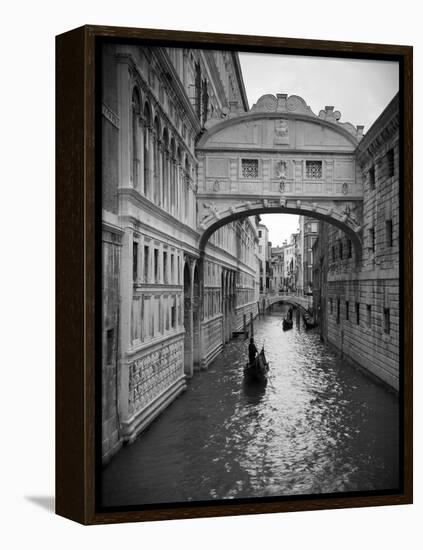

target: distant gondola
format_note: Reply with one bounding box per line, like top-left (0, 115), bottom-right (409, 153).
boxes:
top-left (244, 348), bottom-right (269, 382)
top-left (303, 311), bottom-right (316, 329)
top-left (282, 317), bottom-right (293, 331)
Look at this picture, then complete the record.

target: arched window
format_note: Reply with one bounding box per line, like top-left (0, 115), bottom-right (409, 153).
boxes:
top-left (131, 88), bottom-right (141, 188)
top-left (176, 146), bottom-right (182, 217)
top-left (162, 128), bottom-right (169, 210)
top-left (184, 157), bottom-right (190, 222)
top-left (153, 116), bottom-right (161, 205)
top-left (169, 137), bottom-right (176, 213)
top-left (143, 103), bottom-right (151, 197)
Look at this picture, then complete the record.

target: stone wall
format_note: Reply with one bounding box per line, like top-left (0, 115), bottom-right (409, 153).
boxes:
top-left (102, 226), bottom-right (123, 462)
top-left (101, 43), bottom-right (258, 464)
top-left (315, 95), bottom-right (400, 390)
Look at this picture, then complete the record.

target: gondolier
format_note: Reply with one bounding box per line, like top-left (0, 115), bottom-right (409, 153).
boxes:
top-left (248, 337), bottom-right (258, 365)
top-left (244, 341), bottom-right (269, 383)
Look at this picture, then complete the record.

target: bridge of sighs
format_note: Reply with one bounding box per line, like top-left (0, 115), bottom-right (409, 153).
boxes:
top-left (195, 93), bottom-right (365, 257)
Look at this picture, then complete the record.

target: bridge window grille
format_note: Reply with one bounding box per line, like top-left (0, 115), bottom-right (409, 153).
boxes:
top-left (336, 298), bottom-right (340, 324)
top-left (355, 302), bottom-right (360, 325)
top-left (345, 301), bottom-right (349, 321)
top-left (306, 160), bottom-right (322, 180)
top-left (241, 159), bottom-right (259, 179)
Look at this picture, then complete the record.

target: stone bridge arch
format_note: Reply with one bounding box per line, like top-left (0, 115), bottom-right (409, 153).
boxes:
top-left (195, 93), bottom-right (364, 259)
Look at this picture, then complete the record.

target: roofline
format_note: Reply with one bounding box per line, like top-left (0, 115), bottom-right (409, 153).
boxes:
top-left (197, 111), bottom-right (359, 149)
top-left (231, 51), bottom-right (249, 112)
top-left (356, 92), bottom-right (399, 155)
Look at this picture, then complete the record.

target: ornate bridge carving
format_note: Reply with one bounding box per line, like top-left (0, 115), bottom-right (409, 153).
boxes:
top-left (195, 94), bottom-right (365, 257)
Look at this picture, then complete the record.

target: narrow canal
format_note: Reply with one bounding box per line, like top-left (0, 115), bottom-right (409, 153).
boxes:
top-left (102, 305), bottom-right (399, 507)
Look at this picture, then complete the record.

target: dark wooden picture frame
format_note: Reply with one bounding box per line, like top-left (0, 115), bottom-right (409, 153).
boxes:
top-left (56, 25), bottom-right (413, 525)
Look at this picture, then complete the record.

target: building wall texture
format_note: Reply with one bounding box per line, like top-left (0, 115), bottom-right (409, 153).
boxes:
top-left (101, 43), bottom-right (259, 463)
top-left (314, 95), bottom-right (400, 390)
top-left (101, 41), bottom-right (400, 464)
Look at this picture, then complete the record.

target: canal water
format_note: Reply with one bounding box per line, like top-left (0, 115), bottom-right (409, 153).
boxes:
top-left (102, 305), bottom-right (399, 507)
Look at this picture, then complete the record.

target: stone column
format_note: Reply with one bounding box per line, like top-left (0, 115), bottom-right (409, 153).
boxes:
top-left (148, 127), bottom-right (154, 200)
top-left (117, 229), bottom-right (133, 426)
top-left (176, 163), bottom-right (182, 218)
top-left (157, 140), bottom-right (163, 206)
top-left (117, 62), bottom-right (131, 188)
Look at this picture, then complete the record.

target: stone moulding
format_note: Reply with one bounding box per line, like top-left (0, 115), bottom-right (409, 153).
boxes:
top-left (248, 94), bottom-right (363, 139)
top-left (122, 375), bottom-right (187, 443)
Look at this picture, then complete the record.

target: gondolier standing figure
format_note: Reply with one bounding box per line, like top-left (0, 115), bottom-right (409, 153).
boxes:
top-left (248, 337), bottom-right (258, 365)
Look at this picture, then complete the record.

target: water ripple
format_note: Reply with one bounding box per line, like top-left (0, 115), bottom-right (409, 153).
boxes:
top-left (102, 305), bottom-right (400, 506)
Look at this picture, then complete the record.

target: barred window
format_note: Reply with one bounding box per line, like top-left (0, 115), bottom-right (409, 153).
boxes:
top-left (367, 304), bottom-right (372, 328)
top-left (306, 160), bottom-right (322, 180)
top-left (386, 149), bottom-right (395, 177)
top-left (241, 159), bottom-right (259, 178)
top-left (386, 219), bottom-right (393, 247)
top-left (369, 165), bottom-right (376, 190)
top-left (369, 227), bottom-right (375, 253)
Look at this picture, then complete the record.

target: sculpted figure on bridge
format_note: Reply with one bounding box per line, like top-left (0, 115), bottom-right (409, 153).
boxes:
top-left (274, 119), bottom-right (289, 145)
top-left (276, 160), bottom-right (288, 192)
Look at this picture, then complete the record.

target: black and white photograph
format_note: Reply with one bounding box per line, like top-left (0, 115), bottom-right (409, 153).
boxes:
top-left (99, 41), bottom-right (401, 508)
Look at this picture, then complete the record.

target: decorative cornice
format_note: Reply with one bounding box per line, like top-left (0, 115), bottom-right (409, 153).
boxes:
top-left (117, 50), bottom-right (198, 166)
top-left (202, 50), bottom-right (228, 109)
top-left (119, 187), bottom-right (200, 239)
top-left (248, 94), bottom-right (362, 139)
top-left (154, 48), bottom-right (202, 135)
top-left (356, 93), bottom-right (399, 164)
top-left (197, 110), bottom-right (360, 149)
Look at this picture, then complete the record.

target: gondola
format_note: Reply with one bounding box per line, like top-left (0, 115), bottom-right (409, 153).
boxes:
top-left (282, 317), bottom-right (293, 331)
top-left (244, 348), bottom-right (269, 382)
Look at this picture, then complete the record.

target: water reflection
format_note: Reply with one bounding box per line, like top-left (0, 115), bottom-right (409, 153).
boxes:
top-left (242, 377), bottom-right (268, 406)
top-left (102, 304), bottom-right (399, 507)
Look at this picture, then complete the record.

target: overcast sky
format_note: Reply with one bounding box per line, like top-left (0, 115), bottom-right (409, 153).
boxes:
top-left (238, 52), bottom-right (399, 247)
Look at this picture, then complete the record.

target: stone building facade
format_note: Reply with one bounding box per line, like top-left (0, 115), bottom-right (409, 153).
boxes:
top-left (101, 44), bottom-right (259, 463)
top-left (270, 246), bottom-right (285, 292)
top-left (313, 95), bottom-right (400, 390)
top-left (300, 216), bottom-right (319, 294)
top-left (257, 223), bottom-right (270, 292)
